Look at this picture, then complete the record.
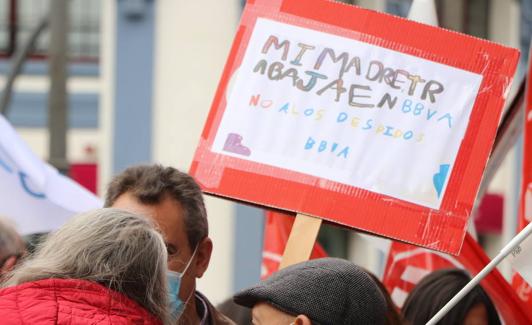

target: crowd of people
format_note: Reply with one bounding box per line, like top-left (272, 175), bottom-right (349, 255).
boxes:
top-left (0, 164), bottom-right (502, 324)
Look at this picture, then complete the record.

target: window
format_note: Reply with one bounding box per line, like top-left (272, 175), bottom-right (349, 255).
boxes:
top-left (0, 0), bottom-right (12, 56)
top-left (0, 0), bottom-right (100, 61)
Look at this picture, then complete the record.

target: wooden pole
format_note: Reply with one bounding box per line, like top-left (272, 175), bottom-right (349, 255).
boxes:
top-left (279, 213), bottom-right (322, 269)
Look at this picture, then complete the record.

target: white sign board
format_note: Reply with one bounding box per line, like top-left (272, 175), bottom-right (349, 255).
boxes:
top-left (212, 18), bottom-right (482, 209)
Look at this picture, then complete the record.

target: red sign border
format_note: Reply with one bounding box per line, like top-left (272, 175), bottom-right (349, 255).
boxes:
top-left (190, 0), bottom-right (519, 254)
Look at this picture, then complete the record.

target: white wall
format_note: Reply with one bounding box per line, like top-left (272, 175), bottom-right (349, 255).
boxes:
top-left (355, 0), bottom-right (386, 11)
top-left (15, 128), bottom-right (99, 162)
top-left (152, 0), bottom-right (242, 304)
top-left (485, 0), bottom-right (522, 279)
top-left (98, 0), bottom-right (116, 196)
top-left (489, 0), bottom-right (520, 49)
top-left (0, 75), bottom-right (101, 178)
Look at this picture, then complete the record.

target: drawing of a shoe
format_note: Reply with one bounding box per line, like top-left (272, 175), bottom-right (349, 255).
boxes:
top-left (223, 133), bottom-right (251, 156)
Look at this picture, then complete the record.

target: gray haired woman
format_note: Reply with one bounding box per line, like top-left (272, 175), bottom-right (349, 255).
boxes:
top-left (0, 208), bottom-right (172, 325)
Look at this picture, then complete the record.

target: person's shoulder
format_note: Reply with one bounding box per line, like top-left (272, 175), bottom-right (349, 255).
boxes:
top-left (0, 279), bottom-right (162, 325)
top-left (0, 279), bottom-right (69, 323)
top-left (196, 291), bottom-right (237, 325)
top-left (0, 278), bottom-right (66, 302)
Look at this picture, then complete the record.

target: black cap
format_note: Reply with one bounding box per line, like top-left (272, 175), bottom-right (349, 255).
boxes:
top-left (234, 258), bottom-right (386, 325)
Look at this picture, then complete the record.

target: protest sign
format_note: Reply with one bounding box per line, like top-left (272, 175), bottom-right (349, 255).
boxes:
top-left (190, 0), bottom-right (519, 254)
top-left (0, 115), bottom-right (101, 234)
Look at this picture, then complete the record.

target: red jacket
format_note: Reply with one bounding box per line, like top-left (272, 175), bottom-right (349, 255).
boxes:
top-left (0, 278), bottom-right (162, 325)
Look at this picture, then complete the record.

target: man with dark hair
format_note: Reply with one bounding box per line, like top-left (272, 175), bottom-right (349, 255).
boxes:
top-left (105, 164), bottom-right (234, 325)
top-left (402, 269), bottom-right (501, 325)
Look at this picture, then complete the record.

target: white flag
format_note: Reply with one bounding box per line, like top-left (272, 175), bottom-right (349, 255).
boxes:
top-left (0, 115), bottom-right (102, 235)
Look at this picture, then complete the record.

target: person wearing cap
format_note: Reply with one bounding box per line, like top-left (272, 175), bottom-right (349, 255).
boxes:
top-left (234, 257), bottom-right (387, 325)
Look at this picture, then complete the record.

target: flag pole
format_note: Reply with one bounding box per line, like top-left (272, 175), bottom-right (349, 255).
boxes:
top-left (427, 221), bottom-right (532, 325)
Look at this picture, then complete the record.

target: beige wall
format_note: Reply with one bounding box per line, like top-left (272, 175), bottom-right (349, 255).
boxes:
top-left (98, 0), bottom-right (116, 196)
top-left (152, 0), bottom-right (242, 304)
top-left (486, 0), bottom-right (521, 278)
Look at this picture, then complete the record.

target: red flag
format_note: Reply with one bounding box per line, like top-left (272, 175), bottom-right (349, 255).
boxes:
top-left (261, 211), bottom-right (327, 278)
top-left (511, 51), bottom-right (532, 308)
top-left (383, 240), bottom-right (461, 307)
top-left (383, 234), bottom-right (532, 324)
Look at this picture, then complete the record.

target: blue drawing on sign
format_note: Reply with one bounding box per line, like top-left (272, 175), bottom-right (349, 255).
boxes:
top-left (433, 164), bottom-right (450, 198)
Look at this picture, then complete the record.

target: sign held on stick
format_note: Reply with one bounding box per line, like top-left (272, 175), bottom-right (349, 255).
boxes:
top-left (190, 0), bottom-right (519, 254)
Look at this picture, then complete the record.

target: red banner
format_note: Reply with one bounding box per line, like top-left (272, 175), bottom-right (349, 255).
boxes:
top-left (383, 234), bottom-right (532, 324)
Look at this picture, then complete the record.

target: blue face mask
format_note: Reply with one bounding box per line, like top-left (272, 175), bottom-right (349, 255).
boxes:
top-left (167, 246), bottom-right (198, 319)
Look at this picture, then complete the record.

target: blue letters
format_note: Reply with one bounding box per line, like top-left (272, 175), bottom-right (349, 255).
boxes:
top-left (304, 136), bottom-right (349, 159)
top-left (305, 137), bottom-right (316, 150)
top-left (363, 119), bottom-right (374, 130)
top-left (337, 112), bottom-right (348, 123)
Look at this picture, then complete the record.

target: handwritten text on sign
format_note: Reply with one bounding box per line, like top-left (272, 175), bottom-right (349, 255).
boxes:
top-left (212, 18), bottom-right (482, 209)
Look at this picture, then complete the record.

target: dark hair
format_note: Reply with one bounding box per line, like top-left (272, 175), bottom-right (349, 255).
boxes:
top-left (367, 272), bottom-right (405, 325)
top-left (104, 164), bottom-right (208, 249)
top-left (402, 269), bottom-right (501, 325)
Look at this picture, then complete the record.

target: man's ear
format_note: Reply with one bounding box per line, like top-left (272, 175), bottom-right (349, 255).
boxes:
top-left (0, 255), bottom-right (18, 274)
top-left (293, 315), bottom-right (312, 325)
top-left (194, 237), bottom-right (213, 278)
